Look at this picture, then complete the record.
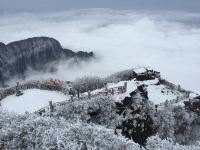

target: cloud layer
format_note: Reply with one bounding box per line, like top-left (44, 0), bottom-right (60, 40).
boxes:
top-left (0, 9), bottom-right (200, 93)
top-left (1, 0), bottom-right (200, 13)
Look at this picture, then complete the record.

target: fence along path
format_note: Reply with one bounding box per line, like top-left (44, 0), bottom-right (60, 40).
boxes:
top-left (37, 78), bottom-right (192, 115)
top-left (1, 78), bottom-right (188, 114)
top-left (35, 83), bottom-right (128, 115)
top-left (0, 79), bottom-right (69, 101)
top-left (0, 79), bottom-right (127, 115)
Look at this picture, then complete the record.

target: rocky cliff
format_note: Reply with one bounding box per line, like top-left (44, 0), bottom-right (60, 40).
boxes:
top-left (0, 37), bottom-right (94, 85)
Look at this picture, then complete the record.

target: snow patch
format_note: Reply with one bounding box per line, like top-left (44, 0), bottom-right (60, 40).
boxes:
top-left (1, 89), bottom-right (69, 114)
top-left (147, 85), bottom-right (181, 104)
top-left (107, 78), bottom-right (183, 104)
top-left (133, 68), bottom-right (146, 74)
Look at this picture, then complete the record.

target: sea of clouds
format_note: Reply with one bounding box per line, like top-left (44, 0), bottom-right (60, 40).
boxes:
top-left (0, 9), bottom-right (200, 93)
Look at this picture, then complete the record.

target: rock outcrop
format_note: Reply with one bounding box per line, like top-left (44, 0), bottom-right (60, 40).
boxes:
top-left (0, 37), bottom-right (94, 85)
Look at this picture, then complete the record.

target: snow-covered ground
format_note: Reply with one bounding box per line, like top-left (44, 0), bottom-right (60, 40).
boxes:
top-left (107, 80), bottom-right (137, 102)
top-left (0, 77), bottom-right (187, 114)
top-left (147, 84), bottom-right (181, 104)
top-left (107, 78), bottom-right (183, 104)
top-left (1, 89), bottom-right (69, 114)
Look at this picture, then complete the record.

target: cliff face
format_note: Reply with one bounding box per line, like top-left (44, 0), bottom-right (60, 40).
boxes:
top-left (0, 37), bottom-right (93, 85)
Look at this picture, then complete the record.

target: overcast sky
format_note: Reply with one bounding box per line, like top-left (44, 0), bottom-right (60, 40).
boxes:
top-left (0, 0), bottom-right (200, 13)
top-left (0, 1), bottom-right (200, 93)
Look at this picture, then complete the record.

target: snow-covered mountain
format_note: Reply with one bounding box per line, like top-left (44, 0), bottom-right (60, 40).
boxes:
top-left (0, 67), bottom-right (200, 149)
top-left (0, 37), bottom-right (94, 86)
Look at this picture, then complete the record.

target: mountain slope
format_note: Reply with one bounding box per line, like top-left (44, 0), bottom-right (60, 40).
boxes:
top-left (0, 67), bottom-right (200, 148)
top-left (0, 37), bottom-right (94, 85)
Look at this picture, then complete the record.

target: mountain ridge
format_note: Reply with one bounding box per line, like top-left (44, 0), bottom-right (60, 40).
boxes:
top-left (0, 37), bottom-right (94, 85)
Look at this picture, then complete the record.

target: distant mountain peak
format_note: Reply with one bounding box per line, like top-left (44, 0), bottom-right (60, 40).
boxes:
top-left (0, 37), bottom-right (94, 86)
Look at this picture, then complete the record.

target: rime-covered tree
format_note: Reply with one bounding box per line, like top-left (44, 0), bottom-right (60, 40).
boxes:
top-left (116, 84), bottom-right (156, 145)
top-left (73, 76), bottom-right (106, 92)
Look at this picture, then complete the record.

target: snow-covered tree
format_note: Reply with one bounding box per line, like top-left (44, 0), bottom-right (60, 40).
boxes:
top-left (54, 96), bottom-right (117, 127)
top-left (116, 85), bottom-right (156, 145)
top-left (146, 135), bottom-right (200, 150)
top-left (73, 76), bottom-right (106, 92)
top-left (0, 107), bottom-right (141, 150)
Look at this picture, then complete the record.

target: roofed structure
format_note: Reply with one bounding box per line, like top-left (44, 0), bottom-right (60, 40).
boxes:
top-left (133, 68), bottom-right (160, 81)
